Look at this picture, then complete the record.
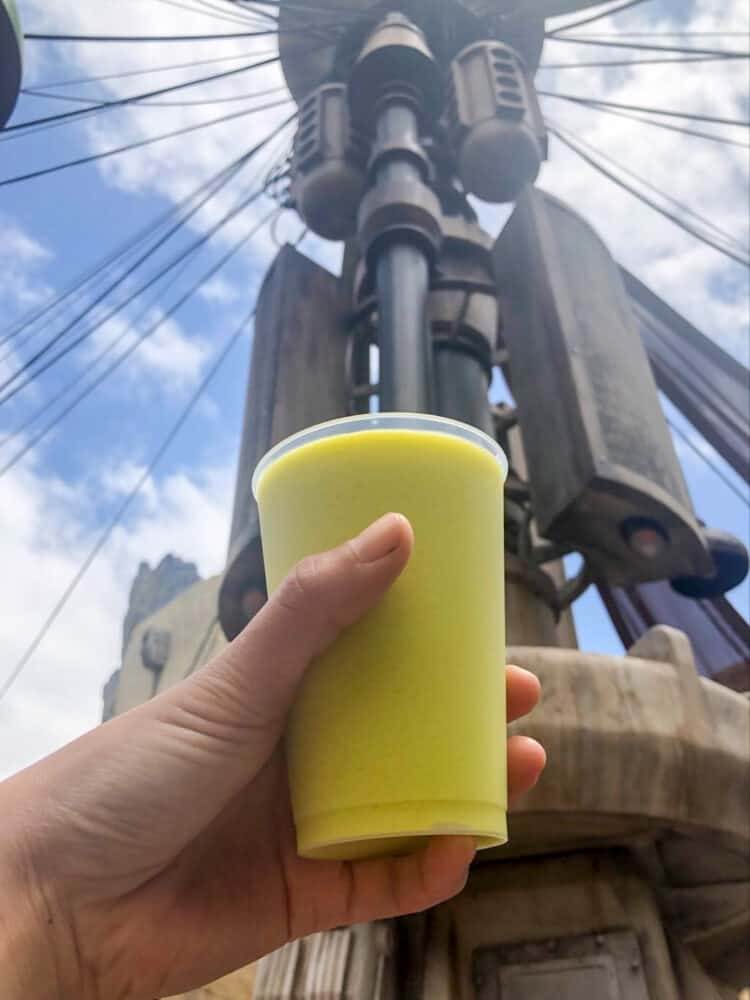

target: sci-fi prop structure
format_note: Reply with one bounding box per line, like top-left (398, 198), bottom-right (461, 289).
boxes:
top-left (6, 0), bottom-right (747, 996)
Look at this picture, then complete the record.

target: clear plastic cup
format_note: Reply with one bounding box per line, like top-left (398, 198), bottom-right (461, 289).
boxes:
top-left (253, 413), bottom-right (508, 860)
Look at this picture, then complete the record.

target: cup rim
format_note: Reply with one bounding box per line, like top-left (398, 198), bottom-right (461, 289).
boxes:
top-left (252, 413), bottom-right (509, 499)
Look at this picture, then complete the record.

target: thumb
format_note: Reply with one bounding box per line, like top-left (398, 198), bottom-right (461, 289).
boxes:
top-left (39, 515), bottom-right (412, 878)
top-left (172, 513), bottom-right (413, 764)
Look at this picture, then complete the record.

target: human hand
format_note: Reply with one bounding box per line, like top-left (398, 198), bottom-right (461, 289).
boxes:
top-left (0, 513), bottom-right (545, 1000)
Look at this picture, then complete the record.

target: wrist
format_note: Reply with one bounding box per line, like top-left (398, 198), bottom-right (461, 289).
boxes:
top-left (0, 858), bottom-right (58, 998)
top-left (0, 790), bottom-right (73, 999)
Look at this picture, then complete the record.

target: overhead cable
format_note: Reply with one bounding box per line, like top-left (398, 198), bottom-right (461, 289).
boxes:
top-left (0, 143), bottom-right (267, 353)
top-left (193, 0), bottom-right (275, 22)
top-left (668, 419), bottom-right (750, 508)
top-left (206, 0), bottom-right (278, 23)
top-left (153, 0), bottom-right (264, 25)
top-left (6, 86), bottom-right (287, 143)
top-left (545, 95), bottom-right (749, 149)
top-left (0, 256), bottom-right (195, 449)
top-left (0, 130), bottom-right (290, 447)
top-left (0, 114), bottom-right (295, 402)
top-left (0, 153), bottom-right (250, 398)
top-left (25, 49), bottom-right (274, 90)
top-left (0, 97), bottom-right (293, 188)
top-left (0, 142), bottom-right (262, 394)
top-left (549, 0), bottom-right (654, 36)
top-left (0, 215), bottom-right (184, 354)
top-left (540, 53), bottom-right (745, 70)
top-left (539, 89), bottom-right (750, 127)
top-left (23, 18), bottom-right (351, 42)
top-left (545, 35), bottom-right (750, 57)
top-left (545, 120), bottom-right (749, 253)
top-left (547, 123), bottom-right (750, 269)
top-left (0, 307), bottom-right (256, 704)
top-left (0, 206), bottom-right (278, 476)
top-left (4, 54), bottom-right (280, 135)
top-left (24, 29), bottom-right (281, 41)
top-left (546, 119), bottom-right (749, 254)
top-left (20, 84), bottom-right (288, 110)
top-left (237, 0), bottom-right (365, 17)
top-left (552, 31), bottom-right (750, 38)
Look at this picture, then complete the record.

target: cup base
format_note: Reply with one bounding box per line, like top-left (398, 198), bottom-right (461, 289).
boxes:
top-left (296, 799), bottom-right (507, 861)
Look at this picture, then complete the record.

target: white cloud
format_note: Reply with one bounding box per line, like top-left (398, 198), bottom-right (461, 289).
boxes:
top-left (0, 219), bottom-right (54, 390)
top-left (98, 459), bottom-right (157, 506)
top-left (3, 222), bottom-right (51, 267)
top-left (80, 302), bottom-right (211, 392)
top-left (137, 311), bottom-right (210, 386)
top-left (0, 216), bottom-right (52, 311)
top-left (0, 453), bottom-right (235, 779)
top-left (198, 275), bottom-right (241, 305)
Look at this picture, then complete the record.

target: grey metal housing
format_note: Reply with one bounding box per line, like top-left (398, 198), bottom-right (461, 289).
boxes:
top-left (447, 41), bottom-right (546, 202)
top-left (494, 188), bottom-right (712, 586)
top-left (0, 0), bottom-right (22, 127)
top-left (291, 84), bottom-right (369, 241)
top-left (219, 246), bottom-right (349, 640)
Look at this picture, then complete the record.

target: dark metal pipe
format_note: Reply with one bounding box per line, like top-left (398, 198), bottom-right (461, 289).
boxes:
top-left (377, 244), bottom-right (432, 412)
top-left (373, 102), bottom-right (434, 413)
top-left (434, 348), bottom-right (495, 437)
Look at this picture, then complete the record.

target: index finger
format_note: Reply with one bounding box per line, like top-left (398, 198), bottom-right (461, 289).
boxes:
top-left (507, 664), bottom-right (541, 722)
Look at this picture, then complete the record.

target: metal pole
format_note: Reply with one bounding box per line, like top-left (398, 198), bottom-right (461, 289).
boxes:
top-left (349, 13), bottom-right (443, 415)
top-left (434, 348), bottom-right (494, 436)
top-left (373, 102), bottom-right (434, 413)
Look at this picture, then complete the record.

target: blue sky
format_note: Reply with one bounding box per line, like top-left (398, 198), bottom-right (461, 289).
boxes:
top-left (0, 0), bottom-right (748, 776)
top-left (4, 166), bottom-right (253, 488)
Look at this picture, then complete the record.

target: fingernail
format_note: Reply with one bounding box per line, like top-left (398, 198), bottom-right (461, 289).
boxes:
top-left (509, 665), bottom-right (539, 682)
top-left (521, 736), bottom-right (547, 770)
top-left (351, 513), bottom-right (408, 563)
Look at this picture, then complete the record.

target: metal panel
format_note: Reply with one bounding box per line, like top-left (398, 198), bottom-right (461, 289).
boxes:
top-left (473, 930), bottom-right (651, 1000)
top-left (219, 245), bottom-right (348, 639)
top-left (493, 188), bottom-right (711, 586)
top-left (623, 266), bottom-right (750, 482)
top-left (499, 956), bottom-right (619, 999)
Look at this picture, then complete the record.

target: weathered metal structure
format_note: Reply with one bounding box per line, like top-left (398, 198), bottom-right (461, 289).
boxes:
top-left (0, 0), bottom-right (21, 128)
top-left (108, 0), bottom-right (749, 997)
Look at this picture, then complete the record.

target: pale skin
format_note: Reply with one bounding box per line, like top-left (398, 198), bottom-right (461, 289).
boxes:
top-left (0, 513), bottom-right (546, 1000)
